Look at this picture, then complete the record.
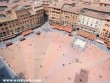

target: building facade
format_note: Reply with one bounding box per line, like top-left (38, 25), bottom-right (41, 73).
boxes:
top-left (48, 3), bottom-right (62, 25)
top-left (42, 0), bottom-right (50, 15)
top-left (48, 2), bottom-right (80, 29)
top-left (79, 9), bottom-right (106, 35)
top-left (100, 19), bottom-right (110, 43)
top-left (0, 4), bottom-right (44, 41)
top-left (61, 4), bottom-right (80, 27)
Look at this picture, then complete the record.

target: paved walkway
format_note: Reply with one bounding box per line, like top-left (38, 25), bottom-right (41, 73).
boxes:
top-left (0, 29), bottom-right (110, 83)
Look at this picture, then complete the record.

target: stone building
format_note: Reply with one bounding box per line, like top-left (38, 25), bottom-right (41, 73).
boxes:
top-left (48, 2), bottom-right (62, 25)
top-left (78, 5), bottom-right (110, 40)
top-left (100, 17), bottom-right (110, 43)
top-left (48, 1), bottom-right (81, 32)
top-left (0, 4), bottom-right (44, 41)
top-left (42, 0), bottom-right (50, 15)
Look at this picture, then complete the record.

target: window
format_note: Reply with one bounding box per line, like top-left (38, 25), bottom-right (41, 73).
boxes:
top-left (9, 25), bottom-right (11, 28)
top-left (7, 31), bottom-right (10, 35)
top-left (3, 22), bottom-right (7, 26)
top-left (21, 26), bottom-right (24, 30)
top-left (10, 30), bottom-right (13, 33)
top-left (0, 33), bottom-right (2, 37)
top-left (3, 32), bottom-right (6, 36)
top-left (0, 23), bottom-right (3, 26)
top-left (5, 27), bottom-right (8, 30)
top-left (96, 21), bottom-right (98, 24)
top-left (83, 17), bottom-right (85, 21)
top-left (1, 28), bottom-right (4, 31)
top-left (107, 20), bottom-right (109, 22)
top-left (27, 24), bottom-right (29, 27)
top-left (103, 29), bottom-right (106, 31)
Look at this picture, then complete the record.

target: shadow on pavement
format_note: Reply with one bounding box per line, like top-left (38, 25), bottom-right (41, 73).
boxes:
top-left (74, 69), bottom-right (89, 83)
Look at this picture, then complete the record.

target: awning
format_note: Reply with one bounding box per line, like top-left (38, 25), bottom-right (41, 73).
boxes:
top-left (107, 42), bottom-right (110, 48)
top-left (52, 24), bottom-right (73, 32)
top-left (52, 24), bottom-right (63, 30)
top-left (62, 26), bottom-right (73, 33)
top-left (81, 24), bottom-right (97, 31)
top-left (98, 38), bottom-right (108, 43)
top-left (96, 39), bottom-right (104, 44)
top-left (22, 29), bottom-right (33, 36)
top-left (77, 30), bottom-right (96, 40)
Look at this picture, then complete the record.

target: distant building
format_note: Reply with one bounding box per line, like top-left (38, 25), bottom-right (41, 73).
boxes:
top-left (48, 1), bottom-right (81, 32)
top-left (0, 1), bottom-right (8, 11)
top-left (42, 0), bottom-right (50, 15)
top-left (0, 0), bottom-right (110, 46)
top-left (61, 3), bottom-right (80, 27)
top-left (48, 1), bottom-right (110, 41)
top-left (99, 0), bottom-right (110, 6)
top-left (78, 5), bottom-right (110, 41)
top-left (0, 4), bottom-right (44, 41)
top-left (100, 17), bottom-right (110, 43)
top-left (48, 2), bottom-right (62, 25)
top-left (78, 8), bottom-right (105, 35)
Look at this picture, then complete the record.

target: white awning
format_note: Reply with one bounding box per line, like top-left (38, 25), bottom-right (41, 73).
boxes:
top-left (96, 39), bottom-right (104, 44)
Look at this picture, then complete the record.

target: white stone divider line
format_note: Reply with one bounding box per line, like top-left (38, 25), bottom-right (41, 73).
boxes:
top-left (42, 37), bottom-right (76, 78)
top-left (85, 55), bottom-right (110, 69)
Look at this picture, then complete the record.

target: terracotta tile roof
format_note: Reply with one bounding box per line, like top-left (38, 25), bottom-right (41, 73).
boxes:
top-left (58, 0), bottom-right (77, 5)
top-left (0, 14), bottom-right (17, 23)
top-left (49, 0), bottom-right (77, 9)
top-left (81, 8), bottom-right (110, 20)
top-left (62, 4), bottom-right (82, 14)
top-left (77, 30), bottom-right (96, 40)
top-left (84, 4), bottom-right (110, 13)
top-left (99, 0), bottom-right (110, 4)
top-left (83, 0), bottom-right (94, 2)
top-left (49, 2), bottom-right (64, 9)
top-left (52, 24), bottom-right (63, 30)
top-left (14, 5), bottom-right (31, 11)
top-left (0, 2), bottom-right (7, 6)
top-left (29, 10), bottom-right (36, 15)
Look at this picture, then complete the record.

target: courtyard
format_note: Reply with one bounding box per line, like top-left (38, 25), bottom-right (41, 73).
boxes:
top-left (0, 22), bottom-right (110, 83)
